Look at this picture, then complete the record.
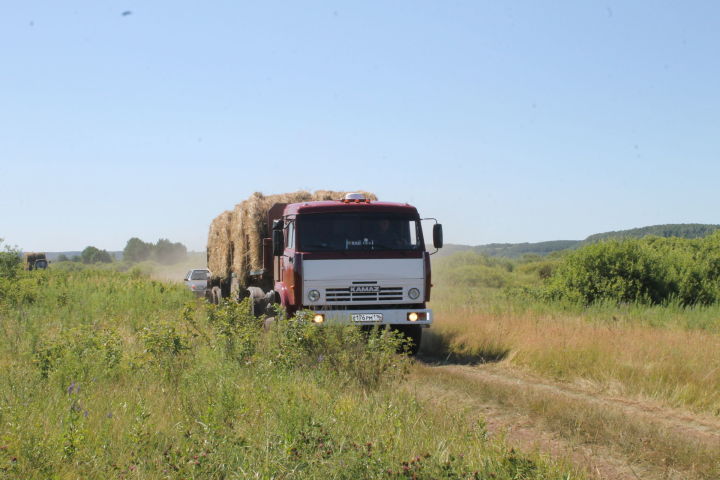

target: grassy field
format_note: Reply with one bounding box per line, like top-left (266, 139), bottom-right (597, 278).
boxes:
top-left (427, 250), bottom-right (720, 416)
top-left (5, 240), bottom-right (719, 478)
top-left (0, 268), bottom-right (581, 479)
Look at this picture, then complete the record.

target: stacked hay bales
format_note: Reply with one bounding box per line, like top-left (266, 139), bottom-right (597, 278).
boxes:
top-left (207, 190), bottom-right (376, 292)
top-left (206, 210), bottom-right (234, 279)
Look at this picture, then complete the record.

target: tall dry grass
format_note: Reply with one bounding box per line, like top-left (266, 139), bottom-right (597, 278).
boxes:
top-left (425, 309), bottom-right (720, 415)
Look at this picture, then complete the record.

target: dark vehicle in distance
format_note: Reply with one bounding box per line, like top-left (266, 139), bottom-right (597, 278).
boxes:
top-left (24, 252), bottom-right (48, 271)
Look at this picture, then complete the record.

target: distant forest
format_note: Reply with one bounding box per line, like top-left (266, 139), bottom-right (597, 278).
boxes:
top-left (440, 223), bottom-right (720, 259)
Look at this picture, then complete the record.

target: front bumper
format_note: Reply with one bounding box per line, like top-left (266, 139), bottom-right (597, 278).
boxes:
top-left (309, 308), bottom-right (432, 326)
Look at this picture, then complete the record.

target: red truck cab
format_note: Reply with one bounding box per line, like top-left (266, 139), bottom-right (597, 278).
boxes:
top-left (268, 193), bottom-right (442, 352)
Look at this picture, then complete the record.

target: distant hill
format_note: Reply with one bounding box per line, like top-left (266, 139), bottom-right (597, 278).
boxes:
top-left (474, 240), bottom-right (578, 258)
top-left (439, 223), bottom-right (720, 259)
top-left (583, 224), bottom-right (720, 243)
top-left (44, 251), bottom-right (123, 261)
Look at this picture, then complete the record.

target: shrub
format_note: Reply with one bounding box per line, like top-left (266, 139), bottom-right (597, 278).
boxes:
top-left (204, 298), bottom-right (262, 361)
top-left (545, 233), bottom-right (720, 305)
top-left (263, 314), bottom-right (410, 390)
top-left (0, 239), bottom-right (21, 278)
top-left (33, 326), bottom-right (123, 380)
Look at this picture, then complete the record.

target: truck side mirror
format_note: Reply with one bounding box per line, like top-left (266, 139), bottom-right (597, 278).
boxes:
top-left (433, 224), bottom-right (443, 249)
top-left (272, 230), bottom-right (284, 256)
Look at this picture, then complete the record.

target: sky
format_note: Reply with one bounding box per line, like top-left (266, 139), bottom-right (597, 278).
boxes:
top-left (2, 1), bottom-right (719, 252)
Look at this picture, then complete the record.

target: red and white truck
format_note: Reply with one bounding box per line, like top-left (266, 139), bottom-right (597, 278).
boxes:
top-left (206, 191), bottom-right (443, 353)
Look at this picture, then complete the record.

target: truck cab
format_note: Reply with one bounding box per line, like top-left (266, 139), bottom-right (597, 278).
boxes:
top-left (270, 193), bottom-right (442, 352)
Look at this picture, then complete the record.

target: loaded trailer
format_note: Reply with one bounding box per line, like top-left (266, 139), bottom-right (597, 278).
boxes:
top-left (206, 190), bottom-right (443, 354)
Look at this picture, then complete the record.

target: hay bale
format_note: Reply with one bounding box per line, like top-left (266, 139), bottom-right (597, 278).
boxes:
top-left (208, 190), bottom-right (376, 289)
top-left (206, 210), bottom-right (233, 279)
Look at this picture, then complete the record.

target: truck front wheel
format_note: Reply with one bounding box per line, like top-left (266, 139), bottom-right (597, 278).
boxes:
top-left (392, 325), bottom-right (422, 356)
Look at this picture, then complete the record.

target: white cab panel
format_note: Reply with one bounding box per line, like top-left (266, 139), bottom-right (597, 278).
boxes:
top-left (303, 259), bottom-right (423, 281)
top-left (302, 258), bottom-right (425, 306)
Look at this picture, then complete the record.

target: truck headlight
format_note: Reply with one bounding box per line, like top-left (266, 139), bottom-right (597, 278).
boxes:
top-left (408, 288), bottom-right (420, 300)
top-left (308, 289), bottom-right (321, 302)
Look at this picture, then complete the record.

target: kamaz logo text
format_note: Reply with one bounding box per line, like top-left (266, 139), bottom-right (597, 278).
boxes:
top-left (350, 286), bottom-right (380, 293)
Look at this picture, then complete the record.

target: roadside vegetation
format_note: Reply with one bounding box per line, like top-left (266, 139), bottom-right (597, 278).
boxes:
top-left (428, 234), bottom-right (720, 415)
top-left (0, 266), bottom-right (580, 479)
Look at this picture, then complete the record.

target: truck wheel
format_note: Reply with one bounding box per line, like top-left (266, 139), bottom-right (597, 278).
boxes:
top-left (264, 290), bottom-right (279, 316)
top-left (247, 287), bottom-right (265, 316)
top-left (394, 325), bottom-right (422, 356)
top-left (211, 286), bottom-right (222, 305)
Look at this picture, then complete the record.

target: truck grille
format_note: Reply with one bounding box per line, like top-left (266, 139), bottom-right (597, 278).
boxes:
top-left (325, 286), bottom-right (404, 303)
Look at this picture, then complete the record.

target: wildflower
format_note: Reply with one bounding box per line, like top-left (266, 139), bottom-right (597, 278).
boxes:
top-left (67, 382), bottom-right (76, 395)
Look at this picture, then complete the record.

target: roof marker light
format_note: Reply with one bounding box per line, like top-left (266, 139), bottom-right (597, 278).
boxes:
top-left (343, 193), bottom-right (367, 203)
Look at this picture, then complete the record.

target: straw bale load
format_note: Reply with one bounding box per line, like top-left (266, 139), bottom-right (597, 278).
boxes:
top-left (207, 190), bottom-right (376, 291)
top-left (206, 210), bottom-right (234, 279)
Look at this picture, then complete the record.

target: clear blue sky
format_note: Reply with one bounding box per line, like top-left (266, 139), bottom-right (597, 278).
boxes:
top-left (2, 1), bottom-right (719, 252)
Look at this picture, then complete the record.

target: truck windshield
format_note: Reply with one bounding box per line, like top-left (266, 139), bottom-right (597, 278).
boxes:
top-left (297, 214), bottom-right (423, 252)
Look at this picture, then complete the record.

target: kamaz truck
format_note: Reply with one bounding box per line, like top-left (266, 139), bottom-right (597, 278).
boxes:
top-left (206, 191), bottom-right (442, 353)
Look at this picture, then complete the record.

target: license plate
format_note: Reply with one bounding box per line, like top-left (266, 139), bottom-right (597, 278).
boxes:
top-left (351, 313), bottom-right (383, 323)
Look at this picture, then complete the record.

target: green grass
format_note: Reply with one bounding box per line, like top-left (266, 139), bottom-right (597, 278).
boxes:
top-left (0, 269), bottom-right (581, 479)
top-left (428, 251), bottom-right (720, 415)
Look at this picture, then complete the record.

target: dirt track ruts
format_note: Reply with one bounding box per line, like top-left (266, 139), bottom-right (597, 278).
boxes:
top-left (410, 360), bottom-right (720, 480)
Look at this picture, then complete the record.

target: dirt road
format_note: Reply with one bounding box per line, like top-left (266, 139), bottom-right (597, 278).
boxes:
top-left (410, 361), bottom-right (720, 480)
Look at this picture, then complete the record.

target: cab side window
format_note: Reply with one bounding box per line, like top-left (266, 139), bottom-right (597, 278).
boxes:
top-left (286, 221), bottom-right (295, 249)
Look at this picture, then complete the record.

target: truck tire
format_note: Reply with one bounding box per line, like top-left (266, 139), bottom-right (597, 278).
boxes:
top-left (247, 287), bottom-right (265, 316)
top-left (211, 286), bottom-right (222, 305)
top-left (264, 290), bottom-right (279, 316)
top-left (393, 325), bottom-right (422, 356)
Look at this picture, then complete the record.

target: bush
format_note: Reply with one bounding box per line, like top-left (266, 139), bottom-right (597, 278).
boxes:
top-left (0, 239), bottom-right (21, 278)
top-left (33, 326), bottom-right (123, 380)
top-left (263, 313), bottom-right (410, 390)
top-left (80, 246), bottom-right (113, 264)
top-left (205, 298), bottom-right (262, 361)
top-left (545, 233), bottom-right (720, 305)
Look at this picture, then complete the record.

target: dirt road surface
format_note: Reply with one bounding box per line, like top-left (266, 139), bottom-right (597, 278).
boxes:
top-left (410, 360), bottom-right (720, 480)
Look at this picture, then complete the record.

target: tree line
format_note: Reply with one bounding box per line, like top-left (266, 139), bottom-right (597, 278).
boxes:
top-left (122, 237), bottom-right (187, 264)
top-left (56, 238), bottom-right (188, 265)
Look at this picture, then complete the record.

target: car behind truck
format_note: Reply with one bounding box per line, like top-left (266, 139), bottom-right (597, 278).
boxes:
top-left (206, 191), bottom-right (442, 353)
